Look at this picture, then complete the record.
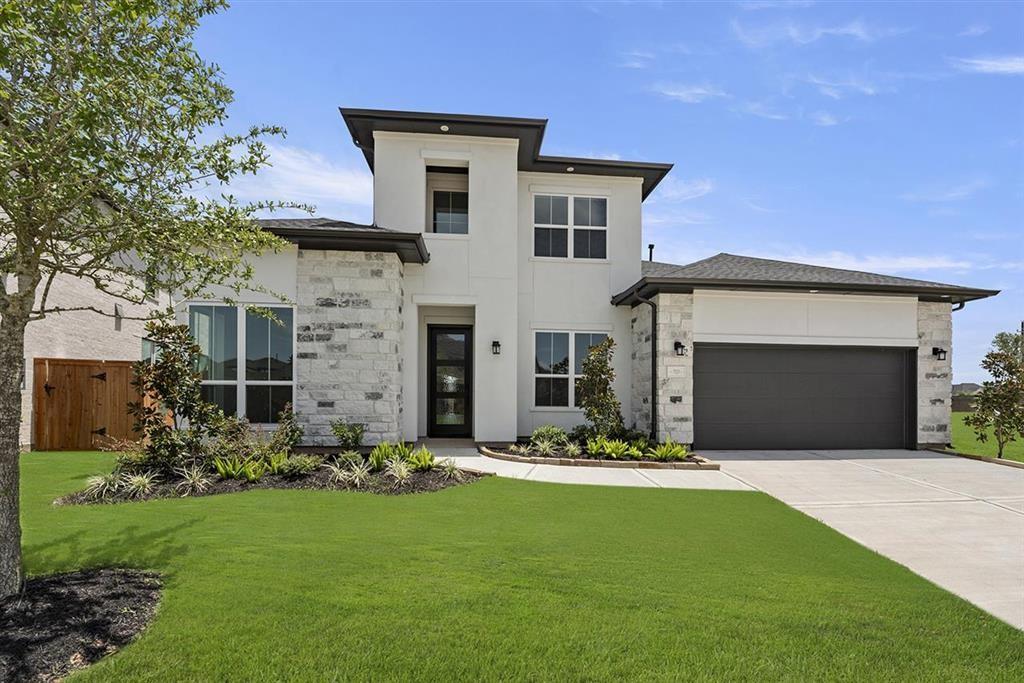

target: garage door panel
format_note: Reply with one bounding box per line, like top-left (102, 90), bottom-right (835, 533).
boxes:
top-left (693, 344), bottom-right (912, 450)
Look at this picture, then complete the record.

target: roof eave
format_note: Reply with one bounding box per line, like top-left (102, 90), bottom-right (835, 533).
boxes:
top-left (612, 277), bottom-right (1000, 306)
top-left (264, 226), bottom-right (430, 264)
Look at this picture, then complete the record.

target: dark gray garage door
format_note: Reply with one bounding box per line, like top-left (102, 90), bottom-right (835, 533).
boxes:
top-left (693, 344), bottom-right (914, 450)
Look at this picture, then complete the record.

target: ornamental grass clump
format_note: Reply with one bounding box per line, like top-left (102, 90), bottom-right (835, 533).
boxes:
top-left (439, 458), bottom-right (463, 482)
top-left (385, 457), bottom-right (412, 487)
top-left (407, 447), bottom-right (435, 472)
top-left (647, 439), bottom-right (689, 462)
top-left (530, 425), bottom-right (568, 447)
top-left (174, 465), bottom-right (212, 497)
top-left (84, 472), bottom-right (122, 501)
top-left (121, 471), bottom-right (160, 500)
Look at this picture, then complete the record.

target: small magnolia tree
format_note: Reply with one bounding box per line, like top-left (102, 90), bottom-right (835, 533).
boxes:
top-left (576, 337), bottom-right (624, 437)
top-left (964, 351), bottom-right (1024, 458)
top-left (0, 0), bottom-right (305, 597)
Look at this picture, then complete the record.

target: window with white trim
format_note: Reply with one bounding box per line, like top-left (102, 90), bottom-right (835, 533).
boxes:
top-left (189, 304), bottom-right (294, 424)
top-left (534, 331), bottom-right (609, 408)
top-left (426, 170), bottom-right (469, 234)
top-left (533, 194), bottom-right (607, 259)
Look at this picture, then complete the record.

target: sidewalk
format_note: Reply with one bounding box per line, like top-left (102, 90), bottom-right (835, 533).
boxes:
top-left (421, 441), bottom-right (752, 491)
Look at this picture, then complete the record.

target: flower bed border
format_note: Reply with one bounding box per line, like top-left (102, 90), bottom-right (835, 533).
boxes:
top-left (479, 446), bottom-right (720, 470)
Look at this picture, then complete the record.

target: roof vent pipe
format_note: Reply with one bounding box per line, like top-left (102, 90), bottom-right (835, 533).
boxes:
top-left (648, 244), bottom-right (654, 262)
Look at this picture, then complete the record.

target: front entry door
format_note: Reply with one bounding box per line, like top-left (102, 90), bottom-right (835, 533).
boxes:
top-left (428, 326), bottom-right (473, 438)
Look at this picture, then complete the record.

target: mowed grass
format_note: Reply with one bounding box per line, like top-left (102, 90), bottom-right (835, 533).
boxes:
top-left (19, 452), bottom-right (1024, 681)
top-left (952, 411), bottom-right (1024, 463)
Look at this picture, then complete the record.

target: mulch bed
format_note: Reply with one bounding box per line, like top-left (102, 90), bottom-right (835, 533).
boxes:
top-left (55, 468), bottom-right (486, 506)
top-left (0, 569), bottom-right (161, 683)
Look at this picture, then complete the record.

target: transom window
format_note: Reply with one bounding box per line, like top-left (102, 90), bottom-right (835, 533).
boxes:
top-left (534, 331), bottom-right (609, 408)
top-left (189, 304), bottom-right (294, 424)
top-left (533, 194), bottom-right (607, 260)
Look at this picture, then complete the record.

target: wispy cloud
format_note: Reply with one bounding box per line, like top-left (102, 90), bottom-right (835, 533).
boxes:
top-left (738, 0), bottom-right (815, 9)
top-left (656, 177), bottom-right (715, 202)
top-left (742, 198), bottom-right (777, 213)
top-left (652, 83), bottom-right (728, 103)
top-left (226, 144), bottom-right (373, 218)
top-left (618, 49), bottom-right (655, 69)
top-left (736, 100), bottom-right (789, 120)
top-left (809, 110), bottom-right (840, 126)
top-left (950, 56), bottom-right (1024, 75)
top-left (901, 178), bottom-right (989, 202)
top-left (645, 210), bottom-right (713, 226)
top-left (731, 18), bottom-right (908, 48)
top-left (958, 23), bottom-right (990, 38)
top-left (805, 74), bottom-right (880, 98)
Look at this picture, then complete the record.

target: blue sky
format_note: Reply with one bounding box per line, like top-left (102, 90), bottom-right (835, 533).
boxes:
top-left (197, 1), bottom-right (1023, 383)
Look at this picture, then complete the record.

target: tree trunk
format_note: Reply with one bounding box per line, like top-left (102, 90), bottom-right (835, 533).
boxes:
top-left (0, 310), bottom-right (27, 598)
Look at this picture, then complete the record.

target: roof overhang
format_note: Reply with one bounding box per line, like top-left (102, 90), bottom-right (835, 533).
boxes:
top-left (611, 277), bottom-right (1000, 307)
top-left (264, 225), bottom-right (429, 264)
top-left (340, 108), bottom-right (673, 200)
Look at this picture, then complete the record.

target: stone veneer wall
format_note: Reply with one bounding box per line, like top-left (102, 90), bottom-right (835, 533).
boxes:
top-left (917, 300), bottom-right (953, 448)
top-left (294, 250), bottom-right (403, 446)
top-left (630, 293), bottom-right (695, 444)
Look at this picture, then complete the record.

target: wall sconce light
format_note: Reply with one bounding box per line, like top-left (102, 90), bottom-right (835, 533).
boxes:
top-left (932, 347), bottom-right (947, 361)
top-left (492, 340), bottom-right (501, 355)
top-left (674, 341), bottom-right (687, 357)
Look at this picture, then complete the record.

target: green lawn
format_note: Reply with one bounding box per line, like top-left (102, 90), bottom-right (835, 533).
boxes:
top-left (952, 411), bottom-right (1024, 463)
top-left (19, 452), bottom-right (1023, 681)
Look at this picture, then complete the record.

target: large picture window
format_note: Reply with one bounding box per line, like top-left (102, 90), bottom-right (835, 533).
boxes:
top-left (533, 194), bottom-right (607, 259)
top-left (189, 304), bottom-right (294, 424)
top-left (534, 331), bottom-right (609, 408)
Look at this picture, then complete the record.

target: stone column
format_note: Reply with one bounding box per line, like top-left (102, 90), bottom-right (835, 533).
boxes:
top-left (294, 250), bottom-right (404, 446)
top-left (917, 301), bottom-right (952, 448)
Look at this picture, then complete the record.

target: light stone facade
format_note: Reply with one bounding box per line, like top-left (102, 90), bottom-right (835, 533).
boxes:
top-left (917, 300), bottom-right (953, 448)
top-left (294, 250), bottom-right (403, 446)
top-left (19, 273), bottom-right (148, 449)
top-left (630, 293), bottom-right (694, 444)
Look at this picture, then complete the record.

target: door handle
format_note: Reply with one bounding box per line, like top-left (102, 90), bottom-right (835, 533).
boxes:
top-left (43, 383), bottom-right (55, 396)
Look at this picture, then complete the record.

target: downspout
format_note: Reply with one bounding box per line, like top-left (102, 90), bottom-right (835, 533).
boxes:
top-left (634, 288), bottom-right (658, 443)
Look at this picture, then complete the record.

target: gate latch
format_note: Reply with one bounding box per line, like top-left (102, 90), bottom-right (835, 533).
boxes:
top-left (90, 372), bottom-right (107, 381)
top-left (43, 383), bottom-right (55, 396)
top-left (91, 427), bottom-right (107, 436)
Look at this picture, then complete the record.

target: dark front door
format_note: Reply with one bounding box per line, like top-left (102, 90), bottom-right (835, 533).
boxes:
top-left (428, 326), bottom-right (473, 437)
top-left (693, 344), bottom-right (915, 450)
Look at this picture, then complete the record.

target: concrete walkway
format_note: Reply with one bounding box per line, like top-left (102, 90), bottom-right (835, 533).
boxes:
top-left (709, 449), bottom-right (1024, 629)
top-left (425, 441), bottom-right (752, 491)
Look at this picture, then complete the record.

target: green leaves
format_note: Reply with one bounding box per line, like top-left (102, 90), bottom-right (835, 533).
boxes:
top-left (963, 351), bottom-right (1024, 458)
top-left (576, 338), bottom-right (624, 437)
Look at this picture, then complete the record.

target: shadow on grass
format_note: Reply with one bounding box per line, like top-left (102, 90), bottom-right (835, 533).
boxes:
top-left (23, 518), bottom-right (201, 581)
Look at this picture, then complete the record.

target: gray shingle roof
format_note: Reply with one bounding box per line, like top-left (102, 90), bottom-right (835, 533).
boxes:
top-left (641, 253), bottom-right (973, 290)
top-left (256, 217), bottom-right (398, 233)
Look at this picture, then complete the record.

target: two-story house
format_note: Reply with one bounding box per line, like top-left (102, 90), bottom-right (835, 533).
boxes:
top-left (179, 108), bottom-right (997, 450)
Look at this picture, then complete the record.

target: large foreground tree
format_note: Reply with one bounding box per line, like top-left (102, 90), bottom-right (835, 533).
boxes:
top-left (0, 0), bottom-right (300, 597)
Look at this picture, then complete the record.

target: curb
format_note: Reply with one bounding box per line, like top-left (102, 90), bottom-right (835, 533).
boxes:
top-left (928, 448), bottom-right (1024, 470)
top-left (479, 446), bottom-right (720, 471)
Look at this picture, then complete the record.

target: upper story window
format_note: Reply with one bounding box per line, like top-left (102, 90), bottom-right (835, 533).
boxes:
top-left (533, 194), bottom-right (607, 259)
top-left (189, 304), bottom-right (294, 424)
top-left (426, 168), bottom-right (469, 234)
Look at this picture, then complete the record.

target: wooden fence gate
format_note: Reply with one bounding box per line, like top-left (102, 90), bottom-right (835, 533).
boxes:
top-left (33, 358), bottom-right (141, 451)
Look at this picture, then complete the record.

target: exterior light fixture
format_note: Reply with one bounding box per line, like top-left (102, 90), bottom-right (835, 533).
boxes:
top-left (932, 347), bottom-right (947, 361)
top-left (674, 341), bottom-right (686, 356)
top-left (492, 340), bottom-right (501, 355)
top-left (440, 125), bottom-right (450, 132)
top-left (566, 166), bottom-right (575, 172)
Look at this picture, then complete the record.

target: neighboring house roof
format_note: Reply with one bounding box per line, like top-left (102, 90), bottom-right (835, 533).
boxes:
top-left (613, 252), bottom-right (999, 305)
top-left (257, 218), bottom-right (429, 263)
top-left (340, 108), bottom-right (673, 200)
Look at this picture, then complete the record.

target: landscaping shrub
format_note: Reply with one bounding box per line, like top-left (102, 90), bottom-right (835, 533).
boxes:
top-left (647, 439), bottom-right (688, 462)
top-left (268, 403), bottom-right (304, 454)
top-left (279, 454), bottom-right (322, 478)
top-left (564, 442), bottom-right (582, 458)
top-left (330, 421), bottom-right (365, 451)
top-left (212, 456), bottom-right (246, 480)
top-left (241, 460), bottom-right (266, 483)
top-left (84, 472), bottom-right (121, 501)
top-left (407, 447), bottom-right (435, 472)
top-left (385, 457), bottom-right (412, 486)
top-left (532, 439), bottom-right (557, 457)
top-left (121, 471), bottom-right (160, 499)
top-left (174, 465), bottom-right (212, 497)
top-left (368, 443), bottom-right (394, 472)
top-left (336, 451), bottom-right (364, 468)
top-left (439, 458), bottom-right (463, 482)
top-left (964, 350), bottom-right (1024, 458)
top-left (322, 461), bottom-right (348, 486)
top-left (128, 321), bottom-right (225, 474)
top-left (576, 337), bottom-right (624, 437)
top-left (346, 460), bottom-right (372, 488)
top-left (531, 425), bottom-right (568, 446)
top-left (264, 452), bottom-right (289, 475)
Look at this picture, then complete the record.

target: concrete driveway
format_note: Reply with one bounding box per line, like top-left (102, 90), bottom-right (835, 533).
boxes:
top-left (710, 449), bottom-right (1024, 629)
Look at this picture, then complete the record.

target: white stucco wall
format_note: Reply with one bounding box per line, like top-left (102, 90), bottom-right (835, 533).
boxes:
top-left (693, 290), bottom-right (919, 347)
top-left (514, 173), bottom-right (642, 437)
top-left (374, 131), bottom-right (520, 442)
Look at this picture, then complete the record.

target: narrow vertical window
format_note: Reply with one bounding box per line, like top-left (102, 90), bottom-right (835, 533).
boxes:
top-left (533, 195), bottom-right (569, 257)
top-left (534, 331), bottom-right (570, 406)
